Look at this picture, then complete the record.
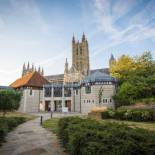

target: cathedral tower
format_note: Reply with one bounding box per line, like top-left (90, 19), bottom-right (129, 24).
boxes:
top-left (72, 33), bottom-right (89, 75)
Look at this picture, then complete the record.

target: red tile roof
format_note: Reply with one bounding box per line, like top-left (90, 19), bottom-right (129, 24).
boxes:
top-left (10, 71), bottom-right (49, 88)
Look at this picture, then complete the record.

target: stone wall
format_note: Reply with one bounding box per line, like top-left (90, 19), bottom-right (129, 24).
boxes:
top-left (80, 84), bottom-right (115, 114)
top-left (19, 88), bottom-right (42, 113)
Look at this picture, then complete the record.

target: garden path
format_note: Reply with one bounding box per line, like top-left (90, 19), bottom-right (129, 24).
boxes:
top-left (0, 114), bottom-right (68, 155)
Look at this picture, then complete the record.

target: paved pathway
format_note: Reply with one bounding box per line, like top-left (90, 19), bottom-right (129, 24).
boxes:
top-left (0, 114), bottom-right (68, 155)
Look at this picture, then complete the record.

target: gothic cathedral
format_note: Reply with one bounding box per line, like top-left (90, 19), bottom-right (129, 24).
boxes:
top-left (64, 33), bottom-right (90, 83)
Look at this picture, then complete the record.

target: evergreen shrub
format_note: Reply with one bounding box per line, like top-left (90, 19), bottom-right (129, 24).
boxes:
top-left (58, 117), bottom-right (155, 155)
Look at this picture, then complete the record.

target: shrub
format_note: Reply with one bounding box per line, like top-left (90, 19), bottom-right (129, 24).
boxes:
top-left (102, 109), bottom-right (155, 122)
top-left (58, 117), bottom-right (155, 155)
top-left (0, 119), bottom-right (8, 144)
top-left (0, 117), bottom-right (26, 146)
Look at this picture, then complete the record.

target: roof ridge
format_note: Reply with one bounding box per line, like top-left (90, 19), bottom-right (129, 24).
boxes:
top-left (26, 71), bottom-right (36, 84)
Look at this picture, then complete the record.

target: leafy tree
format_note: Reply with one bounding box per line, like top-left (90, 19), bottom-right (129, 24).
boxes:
top-left (98, 87), bottom-right (104, 106)
top-left (0, 90), bottom-right (21, 116)
top-left (113, 82), bottom-right (138, 107)
top-left (110, 55), bottom-right (135, 83)
top-left (111, 52), bottom-right (155, 107)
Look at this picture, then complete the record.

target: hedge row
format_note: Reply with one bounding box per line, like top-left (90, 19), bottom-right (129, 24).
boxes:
top-left (102, 109), bottom-right (155, 122)
top-left (58, 117), bottom-right (155, 155)
top-left (0, 117), bottom-right (26, 145)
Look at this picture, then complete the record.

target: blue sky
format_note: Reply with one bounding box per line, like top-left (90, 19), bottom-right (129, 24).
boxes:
top-left (0, 0), bottom-right (155, 85)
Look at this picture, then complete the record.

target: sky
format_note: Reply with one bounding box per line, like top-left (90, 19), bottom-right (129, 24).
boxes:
top-left (0, 0), bottom-right (155, 85)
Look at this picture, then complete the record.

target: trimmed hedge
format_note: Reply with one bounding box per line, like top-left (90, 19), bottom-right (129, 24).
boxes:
top-left (58, 117), bottom-right (155, 155)
top-left (0, 117), bottom-right (26, 146)
top-left (102, 109), bottom-right (155, 122)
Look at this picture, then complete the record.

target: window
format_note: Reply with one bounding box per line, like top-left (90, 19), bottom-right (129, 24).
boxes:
top-left (76, 89), bottom-right (78, 95)
top-left (54, 88), bottom-right (62, 97)
top-left (64, 88), bottom-right (71, 97)
top-left (85, 86), bottom-right (91, 94)
top-left (103, 98), bottom-right (108, 103)
top-left (110, 98), bottom-right (112, 102)
top-left (92, 100), bottom-right (94, 103)
top-left (45, 87), bottom-right (51, 97)
top-left (30, 88), bottom-right (32, 95)
top-left (84, 100), bottom-right (85, 103)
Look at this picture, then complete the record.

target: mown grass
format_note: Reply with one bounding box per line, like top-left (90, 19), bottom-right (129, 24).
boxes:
top-left (101, 119), bottom-right (155, 131)
top-left (43, 118), bottom-right (59, 134)
top-left (43, 117), bottom-right (155, 135)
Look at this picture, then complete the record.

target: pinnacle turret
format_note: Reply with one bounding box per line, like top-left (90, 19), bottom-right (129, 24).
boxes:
top-left (109, 53), bottom-right (116, 66)
top-left (22, 62), bottom-right (44, 77)
top-left (27, 62), bottom-right (30, 70)
top-left (82, 32), bottom-right (86, 41)
top-left (64, 58), bottom-right (69, 73)
top-left (72, 33), bottom-right (75, 43)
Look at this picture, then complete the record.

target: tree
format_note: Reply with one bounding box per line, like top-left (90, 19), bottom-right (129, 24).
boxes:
top-left (110, 55), bottom-right (135, 83)
top-left (113, 82), bottom-right (138, 107)
top-left (0, 90), bottom-right (21, 116)
top-left (98, 87), bottom-right (104, 106)
top-left (111, 52), bottom-right (155, 107)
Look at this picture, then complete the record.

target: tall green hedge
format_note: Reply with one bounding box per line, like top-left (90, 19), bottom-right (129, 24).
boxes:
top-left (102, 109), bottom-right (155, 122)
top-left (0, 90), bottom-right (21, 116)
top-left (58, 117), bottom-right (155, 155)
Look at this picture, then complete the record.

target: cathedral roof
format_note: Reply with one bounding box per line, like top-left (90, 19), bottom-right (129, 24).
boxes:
top-left (90, 68), bottom-right (109, 75)
top-left (82, 69), bottom-right (116, 83)
top-left (10, 71), bottom-right (49, 88)
top-left (45, 74), bottom-right (64, 81)
top-left (44, 68), bottom-right (110, 83)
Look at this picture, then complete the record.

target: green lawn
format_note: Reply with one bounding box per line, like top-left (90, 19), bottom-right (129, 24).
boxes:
top-left (43, 118), bottom-right (59, 134)
top-left (43, 117), bottom-right (155, 134)
top-left (101, 119), bottom-right (155, 131)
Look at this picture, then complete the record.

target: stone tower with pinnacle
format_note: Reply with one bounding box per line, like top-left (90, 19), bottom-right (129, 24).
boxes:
top-left (72, 33), bottom-right (89, 75)
top-left (109, 54), bottom-right (116, 66)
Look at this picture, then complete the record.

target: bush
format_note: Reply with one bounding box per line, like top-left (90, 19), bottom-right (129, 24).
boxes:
top-left (102, 109), bottom-right (155, 122)
top-left (58, 117), bottom-right (155, 155)
top-left (0, 117), bottom-right (26, 146)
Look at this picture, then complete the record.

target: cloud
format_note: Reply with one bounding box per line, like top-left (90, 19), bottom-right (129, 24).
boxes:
top-left (91, 0), bottom-right (155, 57)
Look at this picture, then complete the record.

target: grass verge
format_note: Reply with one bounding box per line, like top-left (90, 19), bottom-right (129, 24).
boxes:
top-left (101, 119), bottom-right (155, 131)
top-left (43, 118), bottom-right (59, 134)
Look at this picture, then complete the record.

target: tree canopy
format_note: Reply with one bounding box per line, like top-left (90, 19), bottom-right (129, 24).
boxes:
top-left (110, 52), bottom-right (155, 107)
